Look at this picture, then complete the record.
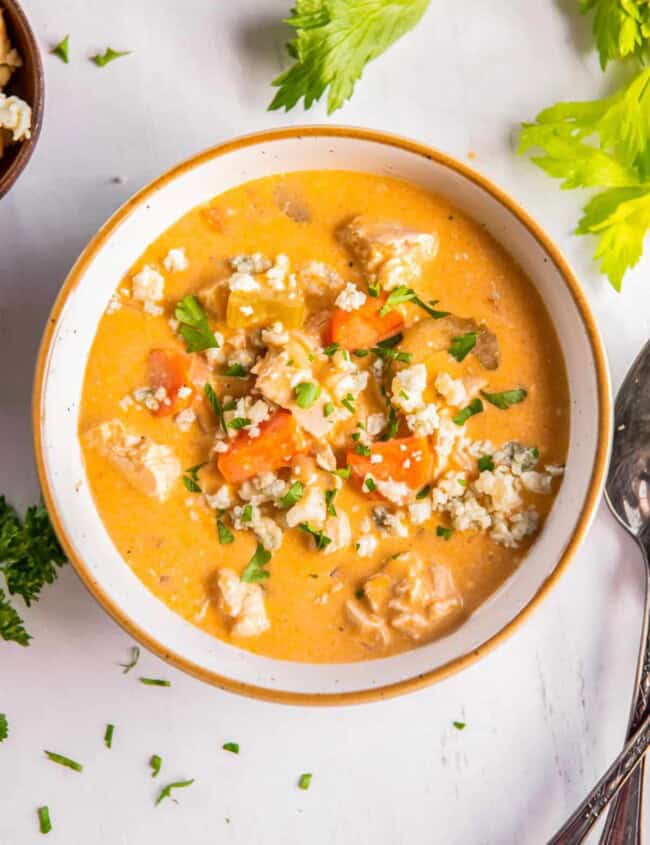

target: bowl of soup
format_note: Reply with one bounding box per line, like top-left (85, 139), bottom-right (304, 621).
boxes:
top-left (33, 127), bottom-right (611, 704)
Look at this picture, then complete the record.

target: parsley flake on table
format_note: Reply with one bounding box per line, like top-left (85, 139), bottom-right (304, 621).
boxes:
top-left (0, 713), bottom-right (7, 742)
top-left (91, 47), bottom-right (131, 68)
top-left (222, 742), bottom-right (240, 754)
top-left (155, 779), bottom-right (195, 806)
top-left (453, 720), bottom-right (466, 730)
top-left (175, 296), bottom-right (218, 352)
top-left (104, 724), bottom-right (114, 749)
top-left (139, 678), bottom-right (171, 687)
top-left (150, 755), bottom-right (162, 778)
top-left (481, 388), bottom-right (527, 410)
top-left (44, 751), bottom-right (83, 772)
top-left (269, 0), bottom-right (431, 115)
top-left (298, 772), bottom-right (312, 790)
top-left (50, 35), bottom-right (70, 64)
top-left (38, 806), bottom-right (52, 835)
top-left (241, 544), bottom-right (272, 582)
top-left (120, 646), bottom-right (140, 674)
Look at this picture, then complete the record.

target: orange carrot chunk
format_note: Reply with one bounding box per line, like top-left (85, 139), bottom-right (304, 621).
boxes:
top-left (347, 436), bottom-right (435, 492)
top-left (329, 293), bottom-right (404, 350)
top-left (147, 349), bottom-right (196, 417)
top-left (217, 410), bottom-right (309, 484)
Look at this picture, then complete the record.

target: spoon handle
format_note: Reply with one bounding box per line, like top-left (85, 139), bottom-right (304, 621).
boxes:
top-left (548, 710), bottom-right (650, 844)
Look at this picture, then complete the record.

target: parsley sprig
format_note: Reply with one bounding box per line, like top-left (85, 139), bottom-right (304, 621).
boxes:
top-left (241, 544), bottom-right (272, 582)
top-left (175, 296), bottom-right (219, 352)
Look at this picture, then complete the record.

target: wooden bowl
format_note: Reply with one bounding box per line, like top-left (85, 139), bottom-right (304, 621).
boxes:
top-left (0, 0), bottom-right (44, 198)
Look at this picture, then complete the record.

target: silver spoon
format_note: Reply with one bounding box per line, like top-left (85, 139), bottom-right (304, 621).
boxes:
top-left (549, 340), bottom-right (650, 844)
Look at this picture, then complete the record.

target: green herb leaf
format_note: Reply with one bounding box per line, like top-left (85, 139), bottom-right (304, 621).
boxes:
top-left (223, 742), bottom-right (240, 754)
top-left (104, 724), bottom-right (114, 749)
top-left (325, 489), bottom-right (337, 516)
top-left (449, 332), bottom-right (477, 362)
top-left (204, 383), bottom-right (227, 434)
top-left (354, 443), bottom-right (371, 457)
top-left (352, 348), bottom-right (370, 357)
top-left (368, 281), bottom-right (381, 297)
top-left (217, 519), bottom-right (234, 545)
top-left (120, 646), bottom-right (140, 674)
top-left (0, 713), bottom-right (7, 742)
top-left (139, 678), bottom-right (171, 687)
top-left (372, 345), bottom-right (412, 364)
top-left (224, 363), bottom-right (248, 378)
top-left (416, 484), bottom-right (430, 500)
top-left (379, 285), bottom-right (416, 315)
top-left (323, 401), bottom-right (335, 417)
top-left (240, 504), bottom-right (253, 524)
top-left (91, 47), bottom-right (131, 67)
top-left (182, 463), bottom-right (206, 493)
top-left (376, 333), bottom-right (403, 349)
top-left (452, 398), bottom-right (483, 426)
top-left (478, 455), bottom-right (495, 472)
top-left (228, 417), bottom-right (251, 430)
top-left (298, 523), bottom-right (332, 550)
top-left (175, 296), bottom-right (218, 352)
top-left (298, 772), bottom-right (312, 790)
top-left (51, 35), bottom-right (70, 63)
top-left (44, 751), bottom-right (83, 773)
top-left (323, 342), bottom-right (340, 356)
top-left (0, 587), bottom-right (30, 646)
top-left (241, 544), bottom-right (272, 582)
top-left (269, 0), bottom-right (430, 115)
top-left (436, 525), bottom-right (454, 541)
top-left (481, 388), bottom-right (527, 410)
top-left (150, 754), bottom-right (162, 778)
top-left (341, 393), bottom-right (356, 413)
top-left (381, 406), bottom-right (399, 441)
top-left (38, 806), bottom-right (52, 835)
top-left (364, 476), bottom-right (377, 492)
top-left (279, 481), bottom-right (304, 509)
top-left (295, 382), bottom-right (322, 409)
top-left (332, 466), bottom-right (351, 480)
top-left (452, 720), bottom-right (466, 730)
top-left (155, 779), bottom-right (194, 806)
top-left (580, 0), bottom-right (650, 70)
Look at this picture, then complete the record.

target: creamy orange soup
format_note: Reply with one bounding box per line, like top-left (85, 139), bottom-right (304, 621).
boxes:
top-left (79, 170), bottom-right (569, 663)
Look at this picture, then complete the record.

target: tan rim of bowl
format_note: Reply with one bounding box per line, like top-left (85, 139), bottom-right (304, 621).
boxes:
top-left (32, 126), bottom-right (612, 706)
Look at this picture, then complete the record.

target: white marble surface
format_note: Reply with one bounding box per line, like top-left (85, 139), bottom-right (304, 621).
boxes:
top-left (1, 1), bottom-right (649, 843)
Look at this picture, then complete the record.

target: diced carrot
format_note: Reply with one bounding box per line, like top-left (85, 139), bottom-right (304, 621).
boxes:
top-left (147, 349), bottom-right (198, 417)
top-left (217, 410), bottom-right (310, 484)
top-left (329, 293), bottom-right (404, 350)
top-left (347, 436), bottom-right (435, 492)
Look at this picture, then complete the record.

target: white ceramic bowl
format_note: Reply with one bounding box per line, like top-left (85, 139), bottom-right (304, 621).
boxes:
top-left (33, 127), bottom-right (611, 705)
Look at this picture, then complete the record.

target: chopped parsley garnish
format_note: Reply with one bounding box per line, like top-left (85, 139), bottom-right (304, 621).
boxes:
top-left (341, 394), bottom-right (356, 413)
top-left (353, 348), bottom-right (370, 357)
top-left (0, 497), bottom-right (67, 646)
top-left (0, 713), bottom-right (7, 742)
top-left (298, 772), bottom-right (312, 790)
top-left (44, 751), bottom-right (83, 772)
top-left (478, 455), bottom-right (495, 472)
top-left (217, 519), bottom-right (234, 545)
top-left (155, 779), bottom-right (195, 807)
top-left (269, 0), bottom-right (429, 114)
top-left (120, 646), bottom-right (140, 674)
top-left (354, 443), bottom-right (372, 457)
top-left (204, 383), bottom-right (227, 434)
top-left (279, 482), bottom-right (304, 508)
top-left (241, 504), bottom-right (253, 523)
top-left (323, 401), bottom-right (335, 418)
top-left (376, 333), bottom-right (403, 349)
top-left (150, 755), bottom-right (162, 778)
top-left (372, 345), bottom-right (412, 364)
top-left (175, 295), bottom-right (218, 353)
top-left (139, 678), bottom-right (171, 687)
top-left (452, 720), bottom-right (466, 730)
top-left (449, 332), bottom-right (477, 362)
top-left (452, 398), bottom-right (483, 426)
top-left (381, 406), bottom-right (399, 441)
top-left (364, 477), bottom-right (377, 492)
top-left (51, 35), bottom-right (70, 63)
top-left (325, 489), bottom-right (337, 516)
top-left (480, 388), bottom-right (527, 410)
top-left (323, 342), bottom-right (340, 356)
top-left (91, 47), bottom-right (131, 67)
top-left (228, 417), bottom-right (251, 430)
top-left (241, 544), bottom-right (272, 582)
top-left (332, 466), bottom-right (351, 480)
top-left (379, 286), bottom-right (449, 319)
top-left (222, 742), bottom-right (240, 754)
top-left (368, 282), bottom-right (381, 297)
top-left (182, 462), bottom-right (206, 493)
top-left (416, 485), bottom-right (431, 500)
top-left (38, 806), bottom-right (52, 835)
top-left (223, 363), bottom-right (249, 378)
top-left (295, 382), bottom-right (322, 409)
top-left (298, 523), bottom-right (332, 550)
top-left (436, 526), bottom-right (454, 541)
top-left (103, 724), bottom-right (115, 749)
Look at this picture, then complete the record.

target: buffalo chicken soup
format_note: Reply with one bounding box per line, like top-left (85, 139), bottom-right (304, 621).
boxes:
top-left (79, 170), bottom-right (569, 663)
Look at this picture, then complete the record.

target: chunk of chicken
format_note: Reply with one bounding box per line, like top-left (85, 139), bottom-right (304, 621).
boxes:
top-left (217, 568), bottom-right (270, 637)
top-left (359, 552), bottom-right (464, 641)
top-left (84, 419), bottom-right (180, 501)
top-left (338, 216), bottom-right (438, 291)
